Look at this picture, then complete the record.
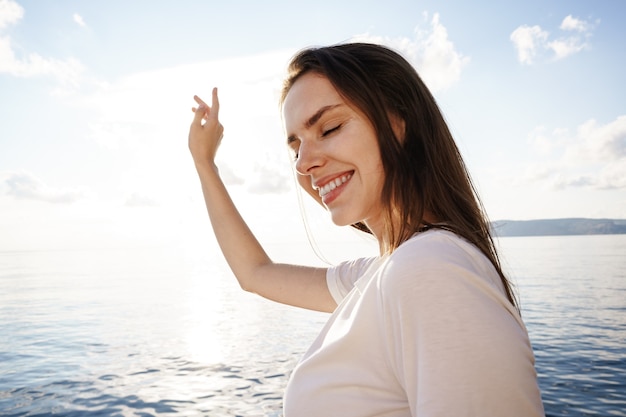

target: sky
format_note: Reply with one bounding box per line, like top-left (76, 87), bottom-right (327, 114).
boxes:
top-left (1, 0), bottom-right (625, 252)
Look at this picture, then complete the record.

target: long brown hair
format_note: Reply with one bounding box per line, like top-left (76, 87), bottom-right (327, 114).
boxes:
top-left (280, 43), bottom-right (518, 309)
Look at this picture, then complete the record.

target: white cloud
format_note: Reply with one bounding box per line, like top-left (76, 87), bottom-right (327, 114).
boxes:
top-left (0, 0), bottom-right (23, 30)
top-left (0, 37), bottom-right (84, 84)
top-left (547, 37), bottom-right (587, 61)
top-left (247, 157), bottom-right (293, 195)
top-left (510, 15), bottom-right (596, 64)
top-left (0, 0), bottom-right (85, 86)
top-left (560, 15), bottom-right (589, 32)
top-left (523, 115), bottom-right (626, 190)
top-left (565, 116), bottom-right (626, 163)
top-left (510, 25), bottom-right (549, 65)
top-left (2, 171), bottom-right (89, 204)
top-left (73, 13), bottom-right (86, 28)
top-left (351, 12), bottom-right (469, 92)
top-left (125, 192), bottom-right (158, 207)
top-left (528, 126), bottom-right (569, 156)
top-left (217, 164), bottom-right (245, 186)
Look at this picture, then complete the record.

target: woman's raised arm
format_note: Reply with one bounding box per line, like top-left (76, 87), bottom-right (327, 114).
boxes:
top-left (188, 88), bottom-right (336, 313)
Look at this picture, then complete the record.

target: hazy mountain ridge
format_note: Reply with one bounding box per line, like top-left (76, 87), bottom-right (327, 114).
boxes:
top-left (491, 218), bottom-right (626, 237)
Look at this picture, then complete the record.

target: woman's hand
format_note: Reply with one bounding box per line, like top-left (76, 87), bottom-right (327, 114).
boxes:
top-left (189, 88), bottom-right (224, 169)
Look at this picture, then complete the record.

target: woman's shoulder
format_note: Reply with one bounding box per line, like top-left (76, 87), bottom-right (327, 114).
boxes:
top-left (391, 229), bottom-right (484, 265)
top-left (379, 229), bottom-right (503, 297)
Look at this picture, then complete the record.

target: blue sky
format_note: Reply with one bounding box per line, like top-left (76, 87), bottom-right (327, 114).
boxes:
top-left (1, 0), bottom-right (625, 251)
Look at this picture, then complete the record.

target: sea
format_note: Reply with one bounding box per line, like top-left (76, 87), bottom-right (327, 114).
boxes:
top-left (0, 234), bottom-right (625, 416)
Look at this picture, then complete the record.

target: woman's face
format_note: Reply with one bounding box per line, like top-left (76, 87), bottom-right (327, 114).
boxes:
top-left (283, 72), bottom-right (386, 238)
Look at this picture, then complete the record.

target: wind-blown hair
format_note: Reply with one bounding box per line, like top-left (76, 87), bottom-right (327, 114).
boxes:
top-left (280, 43), bottom-right (518, 309)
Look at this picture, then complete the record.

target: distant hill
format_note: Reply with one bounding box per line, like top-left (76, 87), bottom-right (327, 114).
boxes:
top-left (491, 218), bottom-right (626, 237)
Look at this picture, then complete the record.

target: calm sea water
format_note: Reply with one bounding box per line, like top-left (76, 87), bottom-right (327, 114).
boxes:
top-left (0, 235), bottom-right (625, 416)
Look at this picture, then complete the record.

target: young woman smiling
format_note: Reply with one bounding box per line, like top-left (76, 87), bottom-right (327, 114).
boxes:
top-left (189, 43), bottom-right (544, 416)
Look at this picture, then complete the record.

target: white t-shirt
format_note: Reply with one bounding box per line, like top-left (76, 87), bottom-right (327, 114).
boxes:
top-left (283, 230), bottom-right (544, 417)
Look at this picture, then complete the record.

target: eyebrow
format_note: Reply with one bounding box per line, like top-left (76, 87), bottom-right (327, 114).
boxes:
top-left (287, 104), bottom-right (342, 144)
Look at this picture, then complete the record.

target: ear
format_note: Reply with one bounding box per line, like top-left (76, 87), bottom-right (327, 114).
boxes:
top-left (389, 112), bottom-right (406, 143)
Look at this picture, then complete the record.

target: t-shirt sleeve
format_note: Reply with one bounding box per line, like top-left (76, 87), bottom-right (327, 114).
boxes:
top-left (326, 256), bottom-right (379, 305)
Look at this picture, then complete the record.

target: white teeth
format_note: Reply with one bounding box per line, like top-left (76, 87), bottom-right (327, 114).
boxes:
top-left (319, 173), bottom-right (352, 197)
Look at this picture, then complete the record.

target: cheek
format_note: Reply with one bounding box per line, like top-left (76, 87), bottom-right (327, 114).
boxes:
top-left (361, 151), bottom-right (386, 185)
top-left (364, 158), bottom-right (386, 203)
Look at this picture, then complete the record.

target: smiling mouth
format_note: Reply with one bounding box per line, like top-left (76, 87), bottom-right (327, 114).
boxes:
top-left (318, 172), bottom-right (353, 198)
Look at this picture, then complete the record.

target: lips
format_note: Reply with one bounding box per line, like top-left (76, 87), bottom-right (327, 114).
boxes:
top-left (316, 172), bottom-right (353, 202)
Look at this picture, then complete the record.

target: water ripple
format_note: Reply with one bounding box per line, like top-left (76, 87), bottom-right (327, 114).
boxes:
top-left (2, 238), bottom-right (626, 416)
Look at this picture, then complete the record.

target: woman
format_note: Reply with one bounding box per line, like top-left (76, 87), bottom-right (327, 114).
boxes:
top-left (189, 43), bottom-right (544, 416)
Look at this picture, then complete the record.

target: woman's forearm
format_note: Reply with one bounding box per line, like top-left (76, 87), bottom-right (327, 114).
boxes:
top-left (195, 162), bottom-right (271, 289)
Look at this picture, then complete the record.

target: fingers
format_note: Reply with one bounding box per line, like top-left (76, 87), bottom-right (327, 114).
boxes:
top-left (210, 87), bottom-right (220, 119)
top-left (192, 89), bottom-right (219, 123)
top-left (194, 94), bottom-right (209, 108)
top-left (192, 100), bottom-right (207, 124)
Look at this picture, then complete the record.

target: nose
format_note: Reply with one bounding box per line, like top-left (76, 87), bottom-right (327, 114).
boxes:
top-left (294, 140), bottom-right (324, 176)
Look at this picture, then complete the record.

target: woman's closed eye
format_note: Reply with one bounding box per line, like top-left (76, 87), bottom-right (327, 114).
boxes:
top-left (288, 124), bottom-right (342, 161)
top-left (322, 124), bottom-right (341, 137)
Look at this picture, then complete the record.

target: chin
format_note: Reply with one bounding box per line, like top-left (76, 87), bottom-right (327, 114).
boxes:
top-left (328, 211), bottom-right (358, 228)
